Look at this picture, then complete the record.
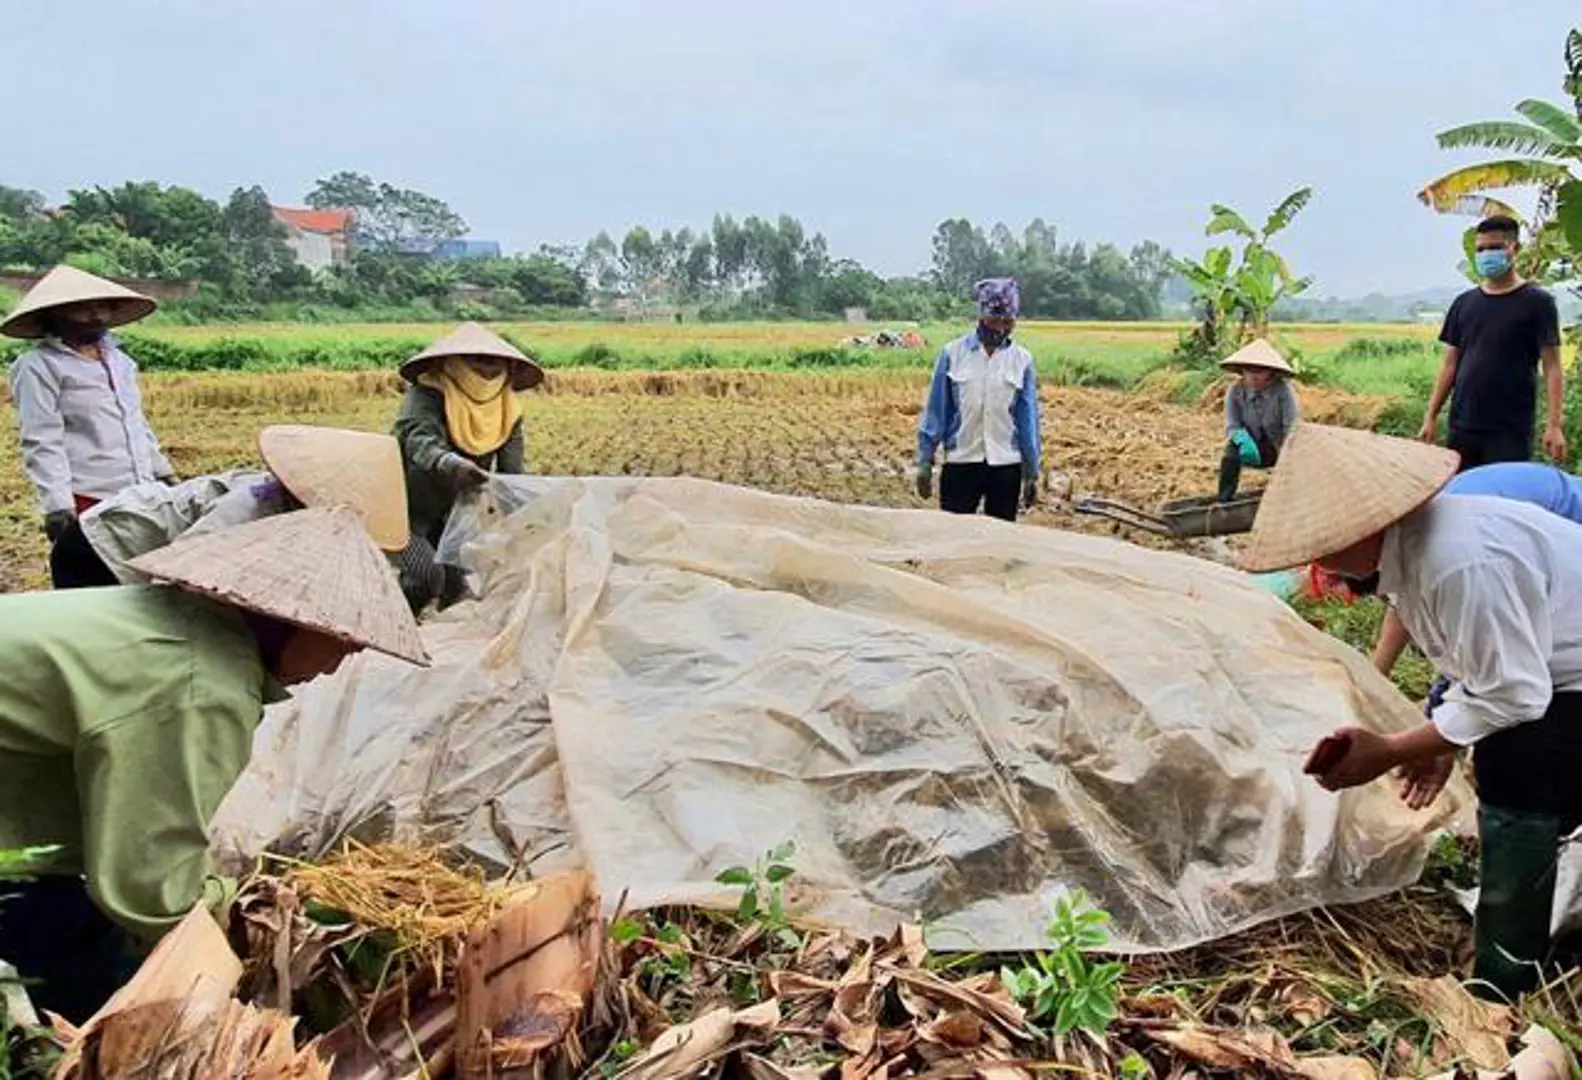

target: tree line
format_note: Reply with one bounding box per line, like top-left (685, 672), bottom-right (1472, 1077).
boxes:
top-left (0, 173), bottom-right (1174, 322)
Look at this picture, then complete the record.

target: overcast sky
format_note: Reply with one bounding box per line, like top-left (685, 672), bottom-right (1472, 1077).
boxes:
top-left (6, 1), bottom-right (1578, 297)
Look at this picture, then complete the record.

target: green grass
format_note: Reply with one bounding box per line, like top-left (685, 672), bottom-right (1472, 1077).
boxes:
top-left (1292, 595), bottom-right (1437, 701)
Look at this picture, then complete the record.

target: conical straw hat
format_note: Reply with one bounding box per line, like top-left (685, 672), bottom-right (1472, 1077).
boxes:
top-left (1, 265), bottom-right (157, 339)
top-left (1218, 338), bottom-right (1294, 375)
top-left (258, 426), bottom-right (410, 551)
top-left (1240, 423), bottom-right (1459, 573)
top-left (399, 321), bottom-right (544, 390)
top-left (128, 505), bottom-right (430, 666)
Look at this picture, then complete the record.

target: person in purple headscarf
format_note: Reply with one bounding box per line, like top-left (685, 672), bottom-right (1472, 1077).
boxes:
top-left (914, 278), bottom-right (1042, 522)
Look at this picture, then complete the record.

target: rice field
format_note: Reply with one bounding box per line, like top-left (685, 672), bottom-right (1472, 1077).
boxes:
top-left (0, 367), bottom-right (1265, 591)
top-left (0, 319), bottom-right (1452, 593)
top-left (0, 319), bottom-right (1446, 399)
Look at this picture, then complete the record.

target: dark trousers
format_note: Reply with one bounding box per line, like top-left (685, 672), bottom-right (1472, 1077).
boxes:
top-left (0, 876), bottom-right (143, 1023)
top-left (939, 463), bottom-right (1021, 522)
top-left (1216, 435), bottom-right (1279, 502)
top-left (1468, 690), bottom-right (1582, 999)
top-left (48, 518), bottom-right (118, 590)
top-left (1448, 428), bottom-right (1531, 472)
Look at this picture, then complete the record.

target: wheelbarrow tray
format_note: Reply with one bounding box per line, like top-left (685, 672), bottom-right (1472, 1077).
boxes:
top-left (1074, 490), bottom-right (1263, 538)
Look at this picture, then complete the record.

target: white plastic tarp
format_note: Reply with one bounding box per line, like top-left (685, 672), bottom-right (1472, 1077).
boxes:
top-left (211, 477), bottom-right (1470, 953)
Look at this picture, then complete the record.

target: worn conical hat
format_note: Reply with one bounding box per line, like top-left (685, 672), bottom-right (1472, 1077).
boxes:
top-left (1, 265), bottom-right (158, 339)
top-left (258, 426), bottom-right (409, 551)
top-left (1218, 338), bottom-right (1294, 375)
top-left (128, 506), bottom-right (430, 666)
top-left (399, 321), bottom-right (544, 390)
top-left (1240, 423), bottom-right (1459, 573)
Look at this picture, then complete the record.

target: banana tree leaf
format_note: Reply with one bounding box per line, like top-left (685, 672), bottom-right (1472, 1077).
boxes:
top-left (1262, 188), bottom-right (1313, 237)
top-left (1418, 160), bottom-right (1574, 211)
top-left (1206, 205), bottom-right (1254, 239)
top-left (1513, 99), bottom-right (1582, 147)
top-left (1558, 180), bottom-right (1582, 250)
top-left (1462, 225), bottom-right (1480, 273)
top-left (1436, 120), bottom-right (1572, 158)
top-left (1567, 29), bottom-right (1582, 104)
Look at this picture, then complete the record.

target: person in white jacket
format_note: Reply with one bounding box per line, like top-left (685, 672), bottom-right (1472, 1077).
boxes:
top-left (3, 266), bottom-right (174, 587)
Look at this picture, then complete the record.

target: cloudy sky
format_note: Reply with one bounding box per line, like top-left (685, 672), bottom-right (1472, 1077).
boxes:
top-left (6, 1), bottom-right (1578, 297)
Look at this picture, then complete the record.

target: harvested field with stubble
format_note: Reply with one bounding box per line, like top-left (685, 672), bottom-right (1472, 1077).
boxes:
top-left (0, 366), bottom-right (1414, 591)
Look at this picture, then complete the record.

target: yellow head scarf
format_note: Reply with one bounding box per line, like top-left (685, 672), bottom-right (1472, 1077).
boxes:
top-left (417, 356), bottom-right (523, 457)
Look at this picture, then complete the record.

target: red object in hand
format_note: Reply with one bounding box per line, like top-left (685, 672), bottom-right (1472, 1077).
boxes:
top-left (1304, 733), bottom-right (1352, 776)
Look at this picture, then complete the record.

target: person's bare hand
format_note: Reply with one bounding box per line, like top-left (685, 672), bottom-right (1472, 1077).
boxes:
top-left (1543, 424), bottom-right (1568, 465)
top-left (1312, 726), bottom-right (1399, 791)
top-left (1417, 415), bottom-right (1438, 443)
top-left (1396, 751), bottom-right (1454, 811)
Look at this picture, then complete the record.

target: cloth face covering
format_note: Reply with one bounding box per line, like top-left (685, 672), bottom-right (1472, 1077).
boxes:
top-left (418, 356), bottom-right (522, 456)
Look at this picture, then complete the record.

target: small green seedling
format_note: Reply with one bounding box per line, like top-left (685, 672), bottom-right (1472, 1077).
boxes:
top-left (714, 841), bottom-right (799, 946)
top-left (999, 889), bottom-right (1126, 1037)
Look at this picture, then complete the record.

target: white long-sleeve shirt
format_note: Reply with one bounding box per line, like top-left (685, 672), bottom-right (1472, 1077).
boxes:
top-left (1379, 494), bottom-right (1582, 745)
top-left (916, 332), bottom-right (1040, 469)
top-left (7, 337), bottom-right (172, 514)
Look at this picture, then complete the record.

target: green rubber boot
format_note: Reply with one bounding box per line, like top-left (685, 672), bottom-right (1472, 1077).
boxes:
top-left (1472, 804), bottom-right (1561, 1002)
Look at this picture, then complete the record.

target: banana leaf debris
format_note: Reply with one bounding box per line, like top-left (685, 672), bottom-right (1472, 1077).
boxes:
top-left (19, 843), bottom-right (1577, 1080)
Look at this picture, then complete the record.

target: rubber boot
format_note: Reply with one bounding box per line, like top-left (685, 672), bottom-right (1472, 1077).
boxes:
top-left (1472, 804), bottom-right (1561, 1001)
top-left (1216, 443), bottom-right (1241, 503)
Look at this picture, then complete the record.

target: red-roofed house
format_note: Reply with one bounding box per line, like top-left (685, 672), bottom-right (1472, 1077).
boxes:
top-left (272, 206), bottom-right (355, 272)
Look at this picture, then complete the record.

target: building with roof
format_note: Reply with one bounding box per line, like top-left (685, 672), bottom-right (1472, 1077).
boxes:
top-left (271, 206), bottom-right (355, 272)
top-left (433, 238), bottom-right (502, 261)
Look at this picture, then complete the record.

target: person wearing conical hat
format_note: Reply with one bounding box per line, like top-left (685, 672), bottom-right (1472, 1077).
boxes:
top-left (1244, 423), bottom-right (1582, 1001)
top-left (58, 425), bottom-right (410, 589)
top-left (0, 506), bottom-right (428, 1022)
top-left (392, 322), bottom-right (544, 609)
top-left (1215, 339), bottom-right (1299, 504)
top-left (1371, 461), bottom-right (1582, 722)
top-left (3, 267), bottom-right (176, 586)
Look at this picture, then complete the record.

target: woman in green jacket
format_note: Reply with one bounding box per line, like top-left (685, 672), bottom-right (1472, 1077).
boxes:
top-left (0, 507), bottom-right (428, 1021)
top-left (392, 322), bottom-right (544, 609)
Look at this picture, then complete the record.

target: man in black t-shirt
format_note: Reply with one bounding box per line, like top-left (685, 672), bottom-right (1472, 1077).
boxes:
top-left (1418, 215), bottom-right (1565, 471)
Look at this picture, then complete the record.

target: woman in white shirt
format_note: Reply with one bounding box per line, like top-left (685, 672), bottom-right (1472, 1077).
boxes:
top-left (914, 278), bottom-right (1041, 522)
top-left (3, 266), bottom-right (173, 587)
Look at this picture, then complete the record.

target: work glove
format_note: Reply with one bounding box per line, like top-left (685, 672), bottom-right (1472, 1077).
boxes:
top-left (437, 453), bottom-right (489, 492)
top-left (1230, 428), bottom-right (1261, 467)
top-left (43, 508), bottom-right (77, 543)
top-left (915, 463), bottom-right (933, 501)
top-left (1423, 674), bottom-right (1452, 719)
top-left (1021, 472), bottom-right (1038, 510)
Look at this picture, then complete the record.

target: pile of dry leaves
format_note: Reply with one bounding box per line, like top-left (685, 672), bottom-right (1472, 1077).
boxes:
top-left (32, 844), bottom-right (1580, 1080)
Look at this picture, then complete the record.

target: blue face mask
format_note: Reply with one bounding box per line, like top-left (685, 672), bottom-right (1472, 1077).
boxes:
top-left (1474, 248), bottom-right (1513, 279)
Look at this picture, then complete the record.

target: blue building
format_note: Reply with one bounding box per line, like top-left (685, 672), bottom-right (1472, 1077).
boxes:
top-left (434, 238), bottom-right (503, 261)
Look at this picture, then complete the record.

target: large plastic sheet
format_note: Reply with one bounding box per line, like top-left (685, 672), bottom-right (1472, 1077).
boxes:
top-left (211, 476), bottom-right (1469, 952)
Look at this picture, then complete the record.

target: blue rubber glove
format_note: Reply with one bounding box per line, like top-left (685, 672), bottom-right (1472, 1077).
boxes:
top-left (1230, 428), bottom-right (1261, 467)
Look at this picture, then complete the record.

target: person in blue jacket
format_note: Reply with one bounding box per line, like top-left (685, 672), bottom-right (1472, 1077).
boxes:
top-left (1371, 460), bottom-right (1582, 808)
top-left (915, 278), bottom-right (1040, 522)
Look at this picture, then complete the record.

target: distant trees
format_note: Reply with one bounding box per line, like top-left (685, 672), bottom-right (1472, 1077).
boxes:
top-left (0, 173), bottom-right (1178, 322)
top-left (927, 218), bottom-right (1169, 320)
top-left (306, 170), bottom-right (466, 251)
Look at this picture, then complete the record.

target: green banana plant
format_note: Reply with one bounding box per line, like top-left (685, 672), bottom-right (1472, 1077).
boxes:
top-left (1175, 186), bottom-right (1314, 352)
top-left (1418, 27), bottom-right (1582, 255)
